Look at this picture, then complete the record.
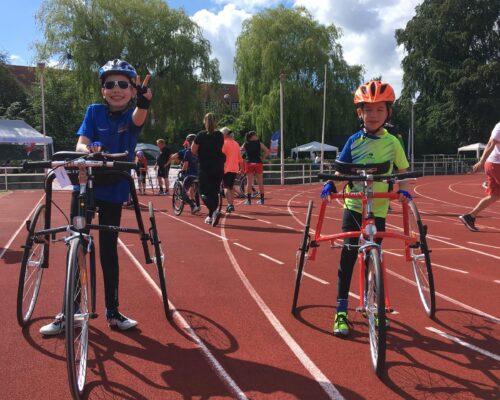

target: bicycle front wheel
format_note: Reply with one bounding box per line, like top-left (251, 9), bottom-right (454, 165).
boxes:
top-left (365, 247), bottom-right (386, 377)
top-left (292, 200), bottom-right (313, 315)
top-left (149, 202), bottom-right (170, 319)
top-left (172, 181), bottom-right (184, 216)
top-left (65, 238), bottom-right (91, 400)
top-left (407, 201), bottom-right (435, 318)
top-left (17, 204), bottom-right (47, 326)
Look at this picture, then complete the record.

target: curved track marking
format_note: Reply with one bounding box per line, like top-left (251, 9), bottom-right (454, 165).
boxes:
top-left (220, 215), bottom-right (344, 400)
top-left (118, 239), bottom-right (249, 400)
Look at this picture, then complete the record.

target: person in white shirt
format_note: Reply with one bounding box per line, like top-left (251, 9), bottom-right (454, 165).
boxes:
top-left (459, 122), bottom-right (500, 231)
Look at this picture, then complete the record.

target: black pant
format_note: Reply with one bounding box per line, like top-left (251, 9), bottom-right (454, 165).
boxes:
top-left (198, 168), bottom-right (223, 215)
top-left (337, 209), bottom-right (386, 300)
top-left (71, 191), bottom-right (122, 310)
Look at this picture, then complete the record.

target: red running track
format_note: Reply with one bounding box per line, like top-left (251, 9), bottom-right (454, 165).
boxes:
top-left (0, 174), bottom-right (498, 399)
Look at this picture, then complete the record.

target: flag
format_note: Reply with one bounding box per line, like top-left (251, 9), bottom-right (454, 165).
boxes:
top-left (269, 130), bottom-right (280, 157)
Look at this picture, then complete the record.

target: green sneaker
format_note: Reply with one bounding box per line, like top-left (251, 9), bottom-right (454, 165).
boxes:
top-left (333, 311), bottom-right (350, 337)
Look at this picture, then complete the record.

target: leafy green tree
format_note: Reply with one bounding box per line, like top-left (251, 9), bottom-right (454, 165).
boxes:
top-left (234, 6), bottom-right (363, 151)
top-left (36, 0), bottom-right (220, 142)
top-left (396, 0), bottom-right (500, 153)
top-left (0, 52), bottom-right (29, 118)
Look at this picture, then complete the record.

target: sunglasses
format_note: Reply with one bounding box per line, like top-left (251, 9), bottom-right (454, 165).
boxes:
top-left (103, 80), bottom-right (133, 90)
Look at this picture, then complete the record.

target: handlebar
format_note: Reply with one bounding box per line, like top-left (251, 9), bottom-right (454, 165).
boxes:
top-left (318, 171), bottom-right (422, 182)
top-left (23, 152), bottom-right (136, 172)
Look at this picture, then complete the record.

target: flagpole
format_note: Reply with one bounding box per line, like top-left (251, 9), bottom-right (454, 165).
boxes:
top-left (320, 64), bottom-right (327, 173)
top-left (279, 73), bottom-right (285, 185)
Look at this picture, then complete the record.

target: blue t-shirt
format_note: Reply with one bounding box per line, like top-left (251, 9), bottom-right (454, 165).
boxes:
top-left (182, 149), bottom-right (199, 176)
top-left (77, 104), bottom-right (143, 203)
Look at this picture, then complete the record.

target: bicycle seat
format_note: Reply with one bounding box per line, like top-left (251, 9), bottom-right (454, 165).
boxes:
top-left (333, 160), bottom-right (391, 175)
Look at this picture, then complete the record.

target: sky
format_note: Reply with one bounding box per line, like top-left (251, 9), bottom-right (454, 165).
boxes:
top-left (0, 0), bottom-right (422, 97)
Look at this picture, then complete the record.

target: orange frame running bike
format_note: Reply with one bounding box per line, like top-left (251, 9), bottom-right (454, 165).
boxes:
top-left (291, 161), bottom-right (435, 377)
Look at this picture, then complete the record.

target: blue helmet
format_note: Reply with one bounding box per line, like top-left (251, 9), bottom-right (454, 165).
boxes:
top-left (98, 59), bottom-right (137, 83)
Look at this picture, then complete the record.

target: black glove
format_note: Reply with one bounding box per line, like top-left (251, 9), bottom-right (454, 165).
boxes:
top-left (136, 84), bottom-right (151, 110)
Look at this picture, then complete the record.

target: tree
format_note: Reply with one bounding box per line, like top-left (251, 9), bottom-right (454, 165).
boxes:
top-left (36, 0), bottom-right (220, 142)
top-left (0, 52), bottom-right (29, 118)
top-left (396, 0), bottom-right (500, 153)
top-left (234, 6), bottom-right (362, 151)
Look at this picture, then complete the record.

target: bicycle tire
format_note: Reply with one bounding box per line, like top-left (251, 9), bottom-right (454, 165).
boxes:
top-left (17, 204), bottom-right (47, 326)
top-left (149, 202), bottom-right (170, 320)
top-left (172, 181), bottom-right (184, 216)
top-left (407, 201), bottom-right (436, 318)
top-left (65, 238), bottom-right (91, 400)
top-left (365, 247), bottom-right (386, 377)
top-left (291, 200), bottom-right (314, 315)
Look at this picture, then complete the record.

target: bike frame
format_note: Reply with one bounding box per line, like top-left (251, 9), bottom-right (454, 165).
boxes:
top-left (309, 185), bottom-right (418, 311)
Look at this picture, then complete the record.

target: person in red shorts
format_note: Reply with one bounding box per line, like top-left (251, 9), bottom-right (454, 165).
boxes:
top-left (459, 121), bottom-right (500, 231)
top-left (242, 131), bottom-right (269, 205)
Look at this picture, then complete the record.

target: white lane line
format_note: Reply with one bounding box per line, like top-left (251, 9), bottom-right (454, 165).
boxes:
top-left (0, 196), bottom-right (44, 260)
top-left (494, 280), bottom-right (500, 284)
top-left (257, 219), bottom-right (272, 224)
top-left (234, 242), bottom-right (252, 251)
top-left (427, 234), bottom-right (452, 241)
top-left (277, 224), bottom-right (295, 230)
top-left (467, 242), bottom-right (500, 250)
top-left (384, 250), bottom-right (403, 257)
top-left (259, 253), bottom-right (284, 265)
top-left (426, 327), bottom-right (500, 362)
top-left (118, 239), bottom-right (248, 400)
top-left (220, 220), bottom-right (344, 400)
top-left (431, 262), bottom-right (468, 274)
top-left (386, 269), bottom-right (500, 323)
top-left (303, 272), bottom-right (329, 285)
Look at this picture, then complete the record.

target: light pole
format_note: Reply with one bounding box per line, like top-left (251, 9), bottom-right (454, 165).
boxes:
top-left (279, 73), bottom-right (286, 185)
top-left (411, 100), bottom-right (415, 171)
top-left (38, 62), bottom-right (47, 160)
top-left (320, 63), bottom-right (327, 173)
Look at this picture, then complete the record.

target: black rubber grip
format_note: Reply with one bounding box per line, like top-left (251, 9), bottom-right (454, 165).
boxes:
top-left (22, 160), bottom-right (52, 171)
top-left (112, 161), bottom-right (137, 170)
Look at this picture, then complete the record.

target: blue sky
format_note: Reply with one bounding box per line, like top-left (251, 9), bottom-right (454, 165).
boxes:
top-left (0, 0), bottom-right (422, 96)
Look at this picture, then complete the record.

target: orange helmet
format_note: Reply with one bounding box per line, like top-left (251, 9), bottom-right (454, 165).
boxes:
top-left (354, 80), bottom-right (395, 106)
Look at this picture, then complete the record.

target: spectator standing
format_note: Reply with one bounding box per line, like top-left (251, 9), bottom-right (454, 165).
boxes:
top-left (155, 138), bottom-right (171, 195)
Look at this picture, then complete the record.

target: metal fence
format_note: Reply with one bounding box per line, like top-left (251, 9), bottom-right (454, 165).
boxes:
top-left (0, 159), bottom-right (473, 191)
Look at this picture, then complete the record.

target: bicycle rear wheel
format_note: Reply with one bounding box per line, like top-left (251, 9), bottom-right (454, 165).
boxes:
top-left (172, 181), bottom-right (184, 216)
top-left (407, 201), bottom-right (435, 318)
top-left (291, 200), bottom-right (313, 315)
top-left (65, 238), bottom-right (91, 400)
top-left (17, 204), bottom-right (47, 326)
top-left (365, 247), bottom-right (386, 377)
top-left (149, 202), bottom-right (170, 319)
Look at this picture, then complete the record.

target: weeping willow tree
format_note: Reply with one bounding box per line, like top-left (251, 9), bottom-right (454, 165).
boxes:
top-left (234, 6), bottom-right (362, 151)
top-left (35, 0), bottom-right (220, 142)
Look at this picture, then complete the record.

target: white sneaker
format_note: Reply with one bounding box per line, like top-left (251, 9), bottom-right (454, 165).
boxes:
top-left (212, 210), bottom-right (221, 227)
top-left (107, 311), bottom-right (137, 330)
top-left (204, 216), bottom-right (213, 224)
top-left (40, 313), bottom-right (65, 336)
top-left (40, 313), bottom-right (83, 336)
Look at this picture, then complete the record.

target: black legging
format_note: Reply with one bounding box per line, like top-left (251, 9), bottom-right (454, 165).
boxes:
top-left (198, 168), bottom-right (223, 215)
top-left (71, 191), bottom-right (122, 310)
top-left (337, 209), bottom-right (386, 300)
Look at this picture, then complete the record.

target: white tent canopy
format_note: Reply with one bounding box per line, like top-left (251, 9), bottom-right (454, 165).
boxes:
top-left (291, 141), bottom-right (338, 159)
top-left (457, 142), bottom-right (486, 159)
top-left (0, 119), bottom-right (53, 145)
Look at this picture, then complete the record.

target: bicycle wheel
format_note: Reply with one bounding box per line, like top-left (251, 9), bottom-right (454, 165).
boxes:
top-left (172, 181), bottom-right (184, 216)
top-left (407, 201), bottom-right (435, 318)
top-left (291, 200), bottom-right (313, 315)
top-left (17, 204), bottom-right (47, 326)
top-left (65, 238), bottom-right (91, 400)
top-left (149, 202), bottom-right (170, 320)
top-left (365, 247), bottom-right (386, 377)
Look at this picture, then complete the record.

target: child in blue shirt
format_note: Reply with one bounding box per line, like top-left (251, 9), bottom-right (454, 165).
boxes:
top-left (40, 59), bottom-right (152, 335)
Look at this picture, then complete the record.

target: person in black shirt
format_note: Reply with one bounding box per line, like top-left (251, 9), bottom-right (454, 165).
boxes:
top-left (191, 113), bottom-right (225, 227)
top-left (155, 138), bottom-right (172, 195)
top-left (242, 131), bottom-right (270, 205)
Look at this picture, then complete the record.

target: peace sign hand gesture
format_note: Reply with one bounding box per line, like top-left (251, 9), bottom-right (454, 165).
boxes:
top-left (136, 74), bottom-right (152, 110)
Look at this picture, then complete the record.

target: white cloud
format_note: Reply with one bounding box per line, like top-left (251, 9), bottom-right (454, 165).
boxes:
top-left (191, 0), bottom-right (422, 96)
top-left (9, 54), bottom-right (25, 64)
top-left (192, 4), bottom-right (252, 83)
